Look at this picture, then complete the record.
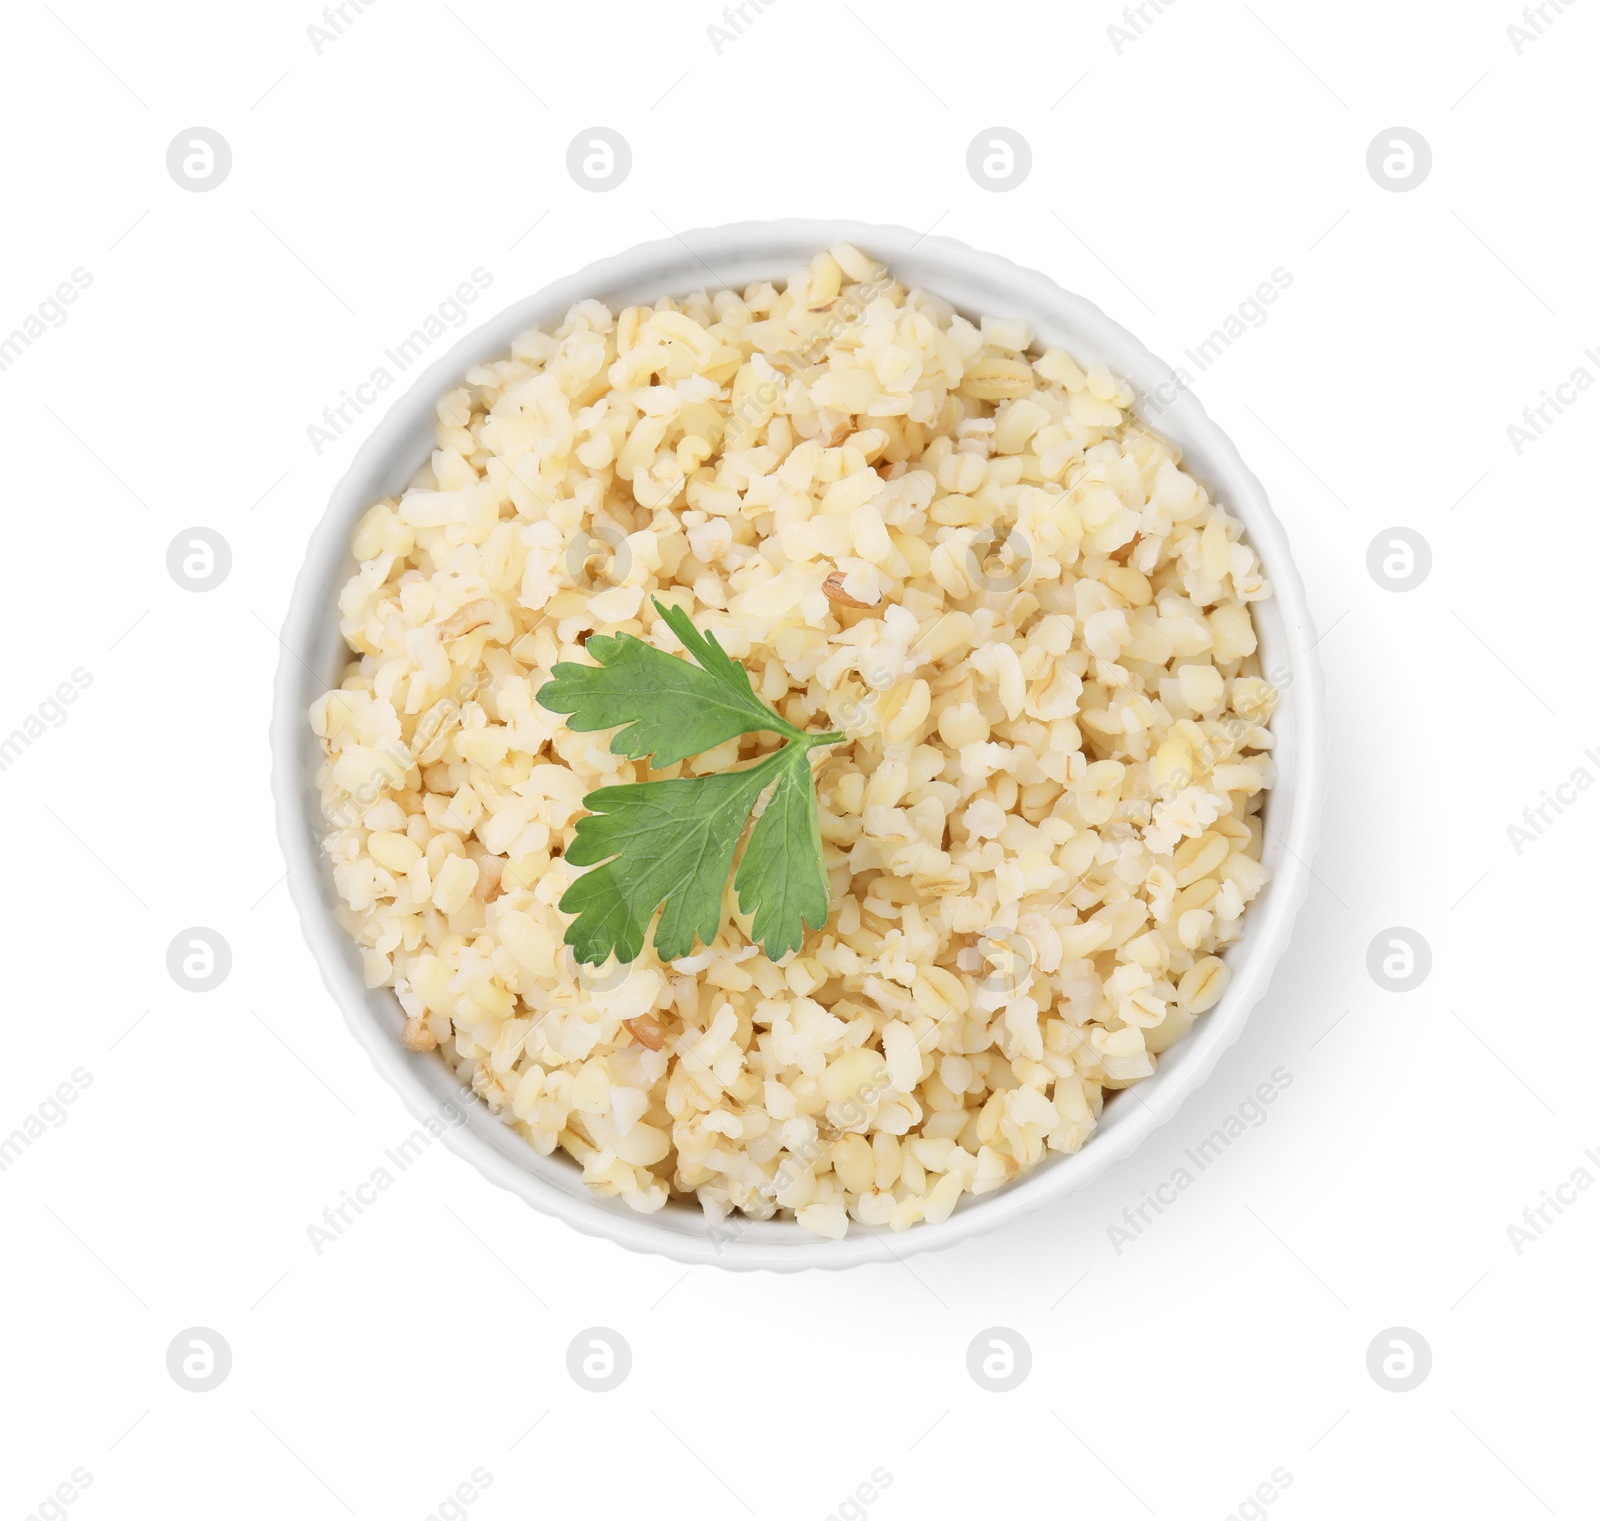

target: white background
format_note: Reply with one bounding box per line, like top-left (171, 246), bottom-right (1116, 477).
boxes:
top-left (2, 1), bottom-right (1594, 1516)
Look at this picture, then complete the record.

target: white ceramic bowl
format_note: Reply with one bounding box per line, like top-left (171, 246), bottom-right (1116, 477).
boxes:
top-left (271, 218), bottom-right (1324, 1270)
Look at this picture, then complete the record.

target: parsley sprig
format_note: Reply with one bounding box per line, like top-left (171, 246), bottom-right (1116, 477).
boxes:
top-left (537, 599), bottom-right (844, 967)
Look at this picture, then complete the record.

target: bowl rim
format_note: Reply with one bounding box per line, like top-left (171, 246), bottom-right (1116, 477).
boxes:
top-left (270, 216), bottom-right (1325, 1271)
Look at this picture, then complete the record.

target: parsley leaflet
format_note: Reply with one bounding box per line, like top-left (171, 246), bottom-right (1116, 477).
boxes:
top-left (537, 599), bottom-right (843, 966)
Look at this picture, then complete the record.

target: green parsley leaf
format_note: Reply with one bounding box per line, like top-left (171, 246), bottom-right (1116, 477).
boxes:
top-left (559, 749), bottom-right (788, 966)
top-left (536, 599), bottom-right (843, 966)
top-left (734, 743), bottom-right (832, 962)
top-left (536, 598), bottom-right (805, 769)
